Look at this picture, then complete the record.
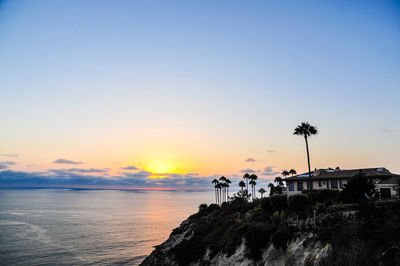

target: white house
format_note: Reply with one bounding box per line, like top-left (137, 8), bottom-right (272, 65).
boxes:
top-left (283, 167), bottom-right (399, 198)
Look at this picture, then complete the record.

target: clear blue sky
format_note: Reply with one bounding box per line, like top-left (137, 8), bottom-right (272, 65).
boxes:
top-left (0, 1), bottom-right (399, 189)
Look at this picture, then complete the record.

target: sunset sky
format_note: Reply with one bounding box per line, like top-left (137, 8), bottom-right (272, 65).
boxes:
top-left (1, 1), bottom-right (399, 190)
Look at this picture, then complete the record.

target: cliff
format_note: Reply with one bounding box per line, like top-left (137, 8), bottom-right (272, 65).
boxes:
top-left (140, 197), bottom-right (400, 266)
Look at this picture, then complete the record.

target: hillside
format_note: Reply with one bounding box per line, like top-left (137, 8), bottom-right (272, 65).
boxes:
top-left (140, 193), bottom-right (400, 266)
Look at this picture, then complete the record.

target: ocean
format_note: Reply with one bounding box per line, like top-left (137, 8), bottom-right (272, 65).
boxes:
top-left (0, 189), bottom-right (214, 265)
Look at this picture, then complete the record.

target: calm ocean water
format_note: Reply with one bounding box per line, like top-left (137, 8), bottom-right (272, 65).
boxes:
top-left (0, 189), bottom-right (213, 265)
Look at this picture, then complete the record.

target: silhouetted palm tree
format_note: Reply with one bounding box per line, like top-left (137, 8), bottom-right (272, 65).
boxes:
top-left (225, 178), bottom-right (231, 200)
top-left (294, 122), bottom-right (318, 190)
top-left (249, 179), bottom-right (256, 201)
top-left (274, 176), bottom-right (283, 186)
top-left (281, 170), bottom-right (289, 178)
top-left (289, 169), bottom-right (297, 176)
top-left (258, 188), bottom-right (266, 198)
top-left (211, 179), bottom-right (219, 204)
top-left (219, 176), bottom-right (226, 202)
top-left (268, 183), bottom-right (275, 196)
top-left (216, 183), bottom-right (222, 205)
top-left (239, 181), bottom-right (246, 192)
top-left (250, 174), bottom-right (258, 201)
top-left (243, 173), bottom-right (250, 191)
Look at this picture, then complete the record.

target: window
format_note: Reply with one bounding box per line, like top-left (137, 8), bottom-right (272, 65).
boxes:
top-left (297, 182), bottom-right (303, 191)
top-left (318, 180), bottom-right (322, 187)
top-left (339, 180), bottom-right (343, 188)
top-left (331, 180), bottom-right (338, 189)
top-left (327, 181), bottom-right (330, 189)
top-left (289, 182), bottom-right (294, 191)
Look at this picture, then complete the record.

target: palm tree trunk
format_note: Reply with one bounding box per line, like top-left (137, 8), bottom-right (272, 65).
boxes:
top-left (305, 136), bottom-right (312, 190)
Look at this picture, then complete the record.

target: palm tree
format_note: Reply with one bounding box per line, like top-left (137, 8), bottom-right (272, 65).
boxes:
top-left (258, 188), bottom-right (266, 198)
top-left (225, 178), bottom-right (231, 200)
top-left (216, 183), bottom-right (222, 205)
top-left (294, 122), bottom-right (318, 190)
top-left (250, 174), bottom-right (258, 201)
top-left (289, 169), bottom-right (297, 176)
top-left (239, 181), bottom-right (246, 192)
top-left (211, 179), bottom-right (219, 204)
top-left (274, 176), bottom-right (283, 186)
top-left (243, 173), bottom-right (250, 191)
top-left (268, 183), bottom-right (275, 196)
top-left (281, 170), bottom-right (290, 178)
top-left (219, 176), bottom-right (227, 203)
top-left (248, 180), bottom-right (254, 201)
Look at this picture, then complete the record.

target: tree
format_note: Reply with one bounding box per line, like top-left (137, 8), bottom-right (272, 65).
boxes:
top-left (250, 174), bottom-right (258, 201)
top-left (249, 179), bottom-right (256, 201)
top-left (294, 122), bottom-right (318, 190)
top-left (268, 183), bottom-right (276, 196)
top-left (289, 169), bottom-right (297, 176)
top-left (219, 176), bottom-right (227, 203)
top-left (239, 181), bottom-right (246, 192)
top-left (225, 178), bottom-right (231, 200)
top-left (258, 188), bottom-right (266, 198)
top-left (211, 179), bottom-right (219, 204)
top-left (281, 170), bottom-right (290, 178)
top-left (215, 183), bottom-right (223, 205)
top-left (340, 173), bottom-right (376, 203)
top-left (274, 177), bottom-right (283, 186)
top-left (243, 173), bottom-right (250, 191)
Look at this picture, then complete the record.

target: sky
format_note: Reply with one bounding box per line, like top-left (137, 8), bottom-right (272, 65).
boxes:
top-left (0, 0), bottom-right (399, 190)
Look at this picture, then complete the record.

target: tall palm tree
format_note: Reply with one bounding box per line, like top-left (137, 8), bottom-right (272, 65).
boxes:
top-left (219, 176), bottom-right (227, 203)
top-left (243, 173), bottom-right (250, 191)
top-left (274, 176), bottom-right (283, 186)
top-left (250, 174), bottom-right (258, 201)
top-left (289, 169), bottom-right (297, 176)
top-left (258, 188), bottom-right (266, 198)
top-left (216, 183), bottom-right (222, 205)
top-left (294, 122), bottom-right (318, 190)
top-left (211, 179), bottom-right (219, 204)
top-left (281, 170), bottom-right (290, 178)
top-left (225, 178), bottom-right (231, 200)
top-left (249, 179), bottom-right (256, 201)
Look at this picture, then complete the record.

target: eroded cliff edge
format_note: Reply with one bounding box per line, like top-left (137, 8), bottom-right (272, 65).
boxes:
top-left (141, 197), bottom-right (400, 266)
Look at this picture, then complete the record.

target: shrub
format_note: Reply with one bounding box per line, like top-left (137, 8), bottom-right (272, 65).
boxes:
top-left (198, 203), bottom-right (208, 213)
top-left (245, 221), bottom-right (278, 260)
top-left (340, 173), bottom-right (376, 203)
top-left (269, 195), bottom-right (288, 212)
top-left (271, 227), bottom-right (291, 250)
top-left (303, 189), bottom-right (340, 206)
top-left (260, 197), bottom-right (272, 213)
top-left (288, 194), bottom-right (309, 212)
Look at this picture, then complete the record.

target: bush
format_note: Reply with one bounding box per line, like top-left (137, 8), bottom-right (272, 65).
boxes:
top-left (269, 195), bottom-right (288, 212)
top-left (198, 203), bottom-right (208, 213)
top-left (271, 227), bottom-right (291, 250)
top-left (288, 194), bottom-right (309, 212)
top-left (260, 197), bottom-right (272, 213)
top-left (302, 189), bottom-right (340, 206)
top-left (340, 174), bottom-right (376, 203)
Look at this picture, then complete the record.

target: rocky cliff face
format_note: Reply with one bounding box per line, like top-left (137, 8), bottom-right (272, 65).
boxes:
top-left (140, 199), bottom-right (400, 266)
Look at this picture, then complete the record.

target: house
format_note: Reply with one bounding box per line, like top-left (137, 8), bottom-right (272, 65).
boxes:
top-left (283, 167), bottom-right (399, 198)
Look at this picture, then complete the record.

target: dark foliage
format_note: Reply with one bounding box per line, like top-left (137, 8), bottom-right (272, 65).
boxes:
top-left (271, 227), bottom-right (291, 250)
top-left (302, 189), bottom-right (340, 206)
top-left (269, 194), bottom-right (288, 212)
top-left (244, 221), bottom-right (279, 260)
top-left (288, 194), bottom-right (309, 212)
top-left (198, 203), bottom-right (208, 213)
top-left (340, 173), bottom-right (376, 203)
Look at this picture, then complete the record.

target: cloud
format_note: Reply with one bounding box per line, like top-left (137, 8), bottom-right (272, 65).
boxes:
top-left (0, 161), bottom-right (16, 165)
top-left (262, 166), bottom-right (280, 176)
top-left (267, 150), bottom-right (275, 153)
top-left (53, 159), bottom-right (83, 165)
top-left (0, 169), bottom-right (212, 190)
top-left (245, 158), bottom-right (256, 163)
top-left (120, 166), bottom-right (139, 170)
top-left (2, 154), bottom-right (19, 157)
top-left (49, 168), bottom-right (109, 174)
top-left (0, 165), bottom-right (8, 170)
top-left (240, 168), bottom-right (260, 174)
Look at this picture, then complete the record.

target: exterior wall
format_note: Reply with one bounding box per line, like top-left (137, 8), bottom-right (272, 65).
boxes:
top-left (285, 179), bottom-right (348, 195)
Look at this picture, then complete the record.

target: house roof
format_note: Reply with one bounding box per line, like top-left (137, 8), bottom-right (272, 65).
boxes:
top-left (284, 167), bottom-right (396, 182)
top-left (377, 174), bottom-right (400, 185)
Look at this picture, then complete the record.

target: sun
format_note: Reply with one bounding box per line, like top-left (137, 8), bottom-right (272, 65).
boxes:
top-left (145, 161), bottom-right (179, 178)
